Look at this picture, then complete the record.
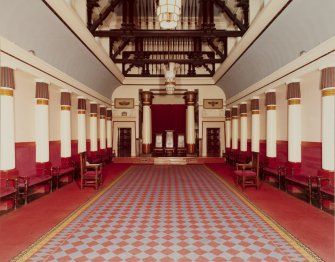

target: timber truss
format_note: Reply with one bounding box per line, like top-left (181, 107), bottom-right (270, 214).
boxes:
top-left (87, 0), bottom-right (249, 77)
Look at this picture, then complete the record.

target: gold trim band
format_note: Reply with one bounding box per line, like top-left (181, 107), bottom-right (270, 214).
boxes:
top-left (240, 113), bottom-right (247, 117)
top-left (252, 110), bottom-right (260, 115)
top-left (36, 99), bottom-right (49, 105)
top-left (78, 110), bottom-right (86, 114)
top-left (61, 105), bottom-right (71, 111)
top-left (322, 89), bottom-right (335, 97)
top-left (288, 99), bottom-right (301, 105)
top-left (232, 116), bottom-right (239, 119)
top-left (100, 116), bottom-right (106, 119)
top-left (90, 113), bottom-right (97, 117)
top-left (266, 105), bottom-right (276, 110)
top-left (0, 89), bottom-right (13, 96)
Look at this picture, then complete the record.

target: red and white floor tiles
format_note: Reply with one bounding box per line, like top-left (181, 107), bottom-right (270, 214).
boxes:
top-left (15, 165), bottom-right (318, 261)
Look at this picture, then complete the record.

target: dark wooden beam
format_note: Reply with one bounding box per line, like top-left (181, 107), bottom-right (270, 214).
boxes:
top-left (214, 0), bottom-right (247, 32)
top-left (89, 0), bottom-right (121, 32)
top-left (92, 29), bottom-right (243, 38)
top-left (207, 40), bottom-right (226, 60)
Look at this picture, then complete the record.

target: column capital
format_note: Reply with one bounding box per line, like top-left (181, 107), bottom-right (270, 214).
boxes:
top-left (141, 91), bottom-right (154, 106)
top-left (35, 82), bottom-right (49, 100)
top-left (0, 67), bottom-right (15, 90)
top-left (320, 67), bottom-right (335, 90)
top-left (287, 82), bottom-right (301, 100)
top-left (184, 91), bottom-right (197, 105)
top-left (251, 97), bottom-right (260, 113)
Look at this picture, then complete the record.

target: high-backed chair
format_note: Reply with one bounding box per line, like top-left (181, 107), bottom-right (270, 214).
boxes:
top-left (79, 152), bottom-right (102, 190)
top-left (164, 130), bottom-right (175, 156)
top-left (153, 133), bottom-right (164, 156)
top-left (234, 152), bottom-right (260, 190)
top-left (176, 134), bottom-right (186, 156)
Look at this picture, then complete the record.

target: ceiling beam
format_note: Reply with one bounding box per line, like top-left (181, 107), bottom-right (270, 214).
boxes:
top-left (89, 0), bottom-right (121, 31)
top-left (92, 29), bottom-right (244, 38)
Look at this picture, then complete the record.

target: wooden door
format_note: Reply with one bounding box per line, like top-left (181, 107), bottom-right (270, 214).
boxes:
top-left (207, 128), bottom-right (220, 157)
top-left (118, 128), bottom-right (131, 157)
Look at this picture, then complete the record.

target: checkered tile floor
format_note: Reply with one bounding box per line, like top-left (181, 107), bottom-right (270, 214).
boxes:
top-left (22, 165), bottom-right (312, 261)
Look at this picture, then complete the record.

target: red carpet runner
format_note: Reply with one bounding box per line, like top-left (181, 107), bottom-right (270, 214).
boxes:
top-left (14, 165), bottom-right (319, 261)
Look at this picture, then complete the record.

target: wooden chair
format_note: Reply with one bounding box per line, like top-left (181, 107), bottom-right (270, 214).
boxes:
top-left (164, 130), bottom-right (175, 156)
top-left (234, 152), bottom-right (260, 190)
top-left (79, 152), bottom-right (102, 190)
top-left (176, 134), bottom-right (186, 156)
top-left (153, 133), bottom-right (164, 156)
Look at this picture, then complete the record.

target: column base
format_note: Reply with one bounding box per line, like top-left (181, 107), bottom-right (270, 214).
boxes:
top-left (142, 144), bottom-right (152, 154)
top-left (186, 144), bottom-right (195, 154)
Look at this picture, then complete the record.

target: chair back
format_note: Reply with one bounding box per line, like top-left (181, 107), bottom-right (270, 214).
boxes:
top-left (79, 152), bottom-right (87, 175)
top-left (251, 152), bottom-right (260, 174)
top-left (165, 130), bottom-right (174, 148)
top-left (177, 134), bottom-right (185, 148)
top-left (155, 133), bottom-right (163, 148)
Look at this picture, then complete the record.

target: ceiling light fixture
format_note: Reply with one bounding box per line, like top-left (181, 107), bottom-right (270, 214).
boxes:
top-left (156, 0), bottom-right (181, 29)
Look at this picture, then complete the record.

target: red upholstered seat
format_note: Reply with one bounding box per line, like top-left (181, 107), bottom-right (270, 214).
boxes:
top-left (52, 157), bottom-right (75, 189)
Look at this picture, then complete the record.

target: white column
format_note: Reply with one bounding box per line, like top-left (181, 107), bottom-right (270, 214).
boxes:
top-left (35, 81), bottom-right (49, 163)
top-left (77, 97), bottom-right (86, 153)
top-left (106, 108), bottom-right (112, 149)
top-left (266, 90), bottom-right (277, 157)
top-left (225, 109), bottom-right (231, 149)
top-left (90, 102), bottom-right (98, 152)
top-left (142, 105), bottom-right (151, 146)
top-left (185, 91), bottom-right (196, 154)
top-left (231, 106), bottom-right (239, 150)
top-left (60, 90), bottom-right (71, 158)
top-left (288, 99), bottom-right (301, 162)
top-left (287, 82), bottom-right (301, 163)
top-left (141, 91), bottom-right (153, 154)
top-left (99, 106), bottom-right (106, 150)
top-left (240, 102), bottom-right (248, 152)
top-left (0, 67), bottom-right (15, 170)
top-left (320, 67), bottom-right (335, 171)
top-left (186, 105), bottom-right (195, 146)
top-left (251, 97), bottom-right (260, 152)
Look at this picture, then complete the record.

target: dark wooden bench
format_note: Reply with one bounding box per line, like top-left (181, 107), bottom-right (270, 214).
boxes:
top-left (262, 158), bottom-right (286, 189)
top-left (285, 165), bottom-right (319, 204)
top-left (0, 176), bottom-right (18, 211)
top-left (317, 169), bottom-right (334, 212)
top-left (18, 162), bottom-right (53, 204)
top-left (51, 157), bottom-right (75, 189)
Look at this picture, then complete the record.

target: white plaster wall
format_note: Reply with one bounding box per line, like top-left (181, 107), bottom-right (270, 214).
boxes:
top-left (14, 70), bottom-right (35, 142)
top-left (301, 70), bottom-right (322, 142)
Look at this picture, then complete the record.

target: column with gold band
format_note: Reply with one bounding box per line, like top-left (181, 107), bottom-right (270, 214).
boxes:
top-left (239, 102), bottom-right (248, 152)
top-left (35, 81), bottom-right (50, 163)
top-left (251, 97), bottom-right (260, 153)
top-left (90, 102), bottom-right (98, 152)
top-left (287, 81), bottom-right (301, 163)
top-left (60, 90), bottom-right (72, 158)
top-left (99, 106), bottom-right (106, 150)
top-left (0, 67), bottom-right (15, 170)
top-left (185, 91), bottom-right (197, 154)
top-left (231, 106), bottom-right (239, 150)
top-left (141, 91), bottom-right (153, 154)
top-left (265, 90), bottom-right (277, 158)
top-left (106, 108), bottom-right (113, 149)
top-left (225, 109), bottom-right (231, 150)
top-left (77, 97), bottom-right (86, 153)
top-left (320, 67), bottom-right (335, 171)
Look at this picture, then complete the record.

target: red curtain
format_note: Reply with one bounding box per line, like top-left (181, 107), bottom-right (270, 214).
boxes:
top-left (151, 104), bottom-right (186, 146)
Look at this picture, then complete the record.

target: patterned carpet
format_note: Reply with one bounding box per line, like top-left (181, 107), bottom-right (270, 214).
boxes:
top-left (15, 165), bottom-right (319, 261)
